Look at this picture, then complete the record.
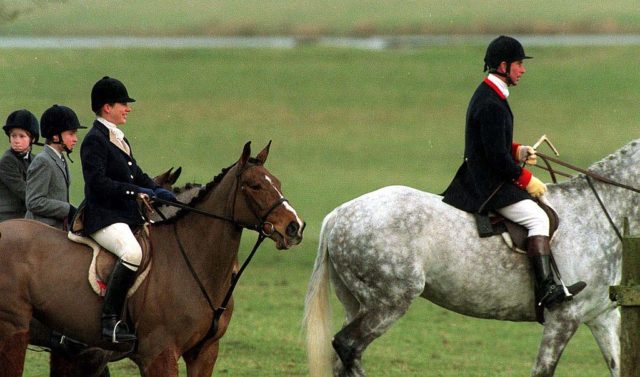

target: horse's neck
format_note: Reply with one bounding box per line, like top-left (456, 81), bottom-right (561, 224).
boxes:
top-left (173, 178), bottom-right (243, 293)
top-left (552, 177), bottom-right (640, 232)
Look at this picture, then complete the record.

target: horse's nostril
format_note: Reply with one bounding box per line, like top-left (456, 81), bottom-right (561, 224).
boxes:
top-left (287, 221), bottom-right (300, 237)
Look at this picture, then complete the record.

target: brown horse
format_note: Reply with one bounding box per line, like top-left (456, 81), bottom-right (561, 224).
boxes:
top-left (0, 141), bottom-right (304, 376)
top-left (26, 166), bottom-right (193, 377)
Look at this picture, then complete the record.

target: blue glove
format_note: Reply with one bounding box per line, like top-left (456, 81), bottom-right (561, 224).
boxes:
top-left (138, 187), bottom-right (155, 197)
top-left (154, 188), bottom-right (178, 202)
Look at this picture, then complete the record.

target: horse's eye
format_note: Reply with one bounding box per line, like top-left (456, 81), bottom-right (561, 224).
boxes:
top-left (247, 183), bottom-right (261, 190)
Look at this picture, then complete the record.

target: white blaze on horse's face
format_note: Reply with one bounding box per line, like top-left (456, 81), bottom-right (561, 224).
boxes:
top-left (262, 174), bottom-right (304, 249)
top-left (265, 175), bottom-right (303, 224)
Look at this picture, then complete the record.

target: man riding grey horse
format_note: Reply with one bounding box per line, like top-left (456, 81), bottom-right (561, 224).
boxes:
top-left (442, 35), bottom-right (586, 310)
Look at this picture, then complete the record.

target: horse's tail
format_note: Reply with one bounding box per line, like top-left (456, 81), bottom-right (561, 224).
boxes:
top-left (303, 211), bottom-right (336, 377)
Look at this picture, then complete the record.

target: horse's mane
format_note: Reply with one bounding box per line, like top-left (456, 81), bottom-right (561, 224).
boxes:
top-left (585, 139), bottom-right (640, 178)
top-left (550, 139), bottom-right (640, 191)
top-left (152, 157), bottom-right (265, 224)
top-left (153, 163), bottom-right (236, 224)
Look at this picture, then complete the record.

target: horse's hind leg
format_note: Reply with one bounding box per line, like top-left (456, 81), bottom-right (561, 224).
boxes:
top-left (332, 304), bottom-right (412, 377)
top-left (0, 330), bottom-right (29, 377)
top-left (585, 308), bottom-right (620, 376)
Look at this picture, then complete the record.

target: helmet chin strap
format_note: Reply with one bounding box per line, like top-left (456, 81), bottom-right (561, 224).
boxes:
top-left (488, 62), bottom-right (514, 86)
top-left (52, 135), bottom-right (74, 162)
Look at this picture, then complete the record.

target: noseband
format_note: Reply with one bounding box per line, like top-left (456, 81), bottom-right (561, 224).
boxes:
top-left (255, 197), bottom-right (290, 237)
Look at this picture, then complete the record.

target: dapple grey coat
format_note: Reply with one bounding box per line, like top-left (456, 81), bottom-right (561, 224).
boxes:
top-left (25, 146), bottom-right (72, 229)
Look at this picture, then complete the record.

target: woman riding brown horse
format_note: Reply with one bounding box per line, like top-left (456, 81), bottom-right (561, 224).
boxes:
top-left (0, 141), bottom-right (304, 376)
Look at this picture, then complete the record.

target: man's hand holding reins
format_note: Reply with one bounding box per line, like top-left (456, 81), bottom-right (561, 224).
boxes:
top-left (137, 187), bottom-right (177, 203)
top-left (517, 145), bottom-right (537, 165)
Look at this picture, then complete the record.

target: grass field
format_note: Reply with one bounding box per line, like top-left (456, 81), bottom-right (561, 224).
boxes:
top-left (4, 44), bottom-right (637, 376)
top-left (1, 0), bottom-right (639, 36)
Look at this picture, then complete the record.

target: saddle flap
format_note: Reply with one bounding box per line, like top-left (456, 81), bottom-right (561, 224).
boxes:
top-left (474, 200), bottom-right (559, 252)
top-left (68, 227), bottom-right (153, 297)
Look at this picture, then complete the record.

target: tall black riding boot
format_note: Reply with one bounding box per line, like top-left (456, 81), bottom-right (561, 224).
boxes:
top-left (102, 259), bottom-right (137, 343)
top-left (527, 236), bottom-right (586, 309)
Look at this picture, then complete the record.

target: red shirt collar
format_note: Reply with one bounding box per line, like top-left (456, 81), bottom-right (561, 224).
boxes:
top-left (483, 77), bottom-right (507, 100)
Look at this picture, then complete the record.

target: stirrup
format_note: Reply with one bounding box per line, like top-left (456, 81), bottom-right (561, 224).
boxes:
top-left (537, 284), bottom-right (567, 309)
top-left (104, 320), bottom-right (136, 343)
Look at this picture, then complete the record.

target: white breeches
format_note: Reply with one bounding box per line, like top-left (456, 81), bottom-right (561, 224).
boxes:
top-left (496, 199), bottom-right (549, 237)
top-left (91, 222), bottom-right (141, 271)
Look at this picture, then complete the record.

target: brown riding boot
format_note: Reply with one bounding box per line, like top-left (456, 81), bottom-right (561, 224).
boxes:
top-left (527, 236), bottom-right (586, 309)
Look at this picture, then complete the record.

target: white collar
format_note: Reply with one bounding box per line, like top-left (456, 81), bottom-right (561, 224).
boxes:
top-left (97, 117), bottom-right (125, 141)
top-left (45, 144), bottom-right (63, 159)
top-left (487, 74), bottom-right (510, 98)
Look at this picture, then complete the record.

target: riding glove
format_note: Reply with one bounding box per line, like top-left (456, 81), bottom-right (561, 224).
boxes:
top-left (526, 176), bottom-right (547, 198)
top-left (154, 188), bottom-right (178, 203)
top-left (137, 187), bottom-right (155, 197)
top-left (517, 145), bottom-right (537, 165)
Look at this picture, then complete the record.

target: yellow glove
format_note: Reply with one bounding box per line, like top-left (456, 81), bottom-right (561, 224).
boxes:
top-left (516, 145), bottom-right (537, 165)
top-left (526, 176), bottom-right (547, 198)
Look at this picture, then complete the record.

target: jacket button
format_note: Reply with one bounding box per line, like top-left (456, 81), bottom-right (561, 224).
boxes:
top-left (128, 161), bottom-right (133, 166)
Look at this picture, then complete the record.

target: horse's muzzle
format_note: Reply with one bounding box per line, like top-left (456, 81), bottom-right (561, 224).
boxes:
top-left (276, 220), bottom-right (304, 250)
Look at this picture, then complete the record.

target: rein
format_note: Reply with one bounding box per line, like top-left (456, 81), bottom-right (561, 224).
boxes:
top-left (537, 152), bottom-right (640, 193)
top-left (153, 190), bottom-right (289, 342)
top-left (537, 152), bottom-right (640, 241)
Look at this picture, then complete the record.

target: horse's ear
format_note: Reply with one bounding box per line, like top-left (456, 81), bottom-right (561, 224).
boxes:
top-left (255, 140), bottom-right (271, 165)
top-left (169, 166), bottom-right (182, 185)
top-left (238, 141), bottom-right (251, 169)
top-left (154, 167), bottom-right (173, 187)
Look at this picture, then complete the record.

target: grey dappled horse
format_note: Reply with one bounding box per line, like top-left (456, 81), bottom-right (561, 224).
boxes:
top-left (304, 140), bottom-right (640, 377)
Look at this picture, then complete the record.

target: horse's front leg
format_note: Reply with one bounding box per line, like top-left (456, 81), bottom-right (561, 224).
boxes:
top-left (140, 348), bottom-right (180, 377)
top-left (50, 349), bottom-right (111, 377)
top-left (530, 313), bottom-right (580, 377)
top-left (585, 308), bottom-right (620, 377)
top-left (184, 340), bottom-right (220, 377)
top-left (184, 301), bottom-right (234, 377)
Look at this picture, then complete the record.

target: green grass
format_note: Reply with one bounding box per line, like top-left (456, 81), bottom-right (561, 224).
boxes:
top-left (1, 0), bottom-right (640, 36)
top-left (6, 45), bottom-right (638, 376)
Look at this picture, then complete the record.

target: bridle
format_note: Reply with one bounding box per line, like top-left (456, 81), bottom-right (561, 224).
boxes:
top-left (152, 162), bottom-right (290, 236)
top-left (536, 152), bottom-right (640, 241)
top-left (150, 161), bottom-right (293, 343)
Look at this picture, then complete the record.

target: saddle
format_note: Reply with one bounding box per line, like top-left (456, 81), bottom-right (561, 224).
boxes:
top-left (68, 203), bottom-right (153, 297)
top-left (474, 200), bottom-right (559, 252)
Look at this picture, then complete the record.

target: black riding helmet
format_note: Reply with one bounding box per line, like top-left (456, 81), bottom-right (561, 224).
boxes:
top-left (41, 104), bottom-right (87, 161)
top-left (91, 76), bottom-right (136, 114)
top-left (483, 35), bottom-right (532, 83)
top-left (2, 109), bottom-right (41, 145)
top-left (40, 104), bottom-right (86, 140)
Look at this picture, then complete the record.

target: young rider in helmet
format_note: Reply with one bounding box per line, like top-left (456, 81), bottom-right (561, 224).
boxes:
top-left (25, 105), bottom-right (85, 229)
top-left (0, 109), bottom-right (40, 221)
top-left (80, 76), bottom-right (177, 343)
top-left (442, 36), bottom-right (586, 311)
